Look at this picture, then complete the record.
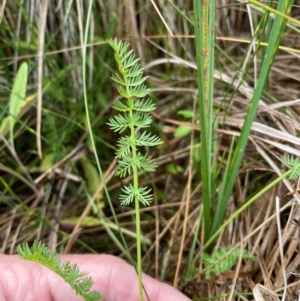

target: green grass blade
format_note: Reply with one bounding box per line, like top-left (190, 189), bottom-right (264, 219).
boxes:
top-left (210, 0), bottom-right (294, 238)
top-left (9, 62), bottom-right (28, 147)
top-left (247, 0), bottom-right (300, 27)
top-left (193, 0), bottom-right (215, 241)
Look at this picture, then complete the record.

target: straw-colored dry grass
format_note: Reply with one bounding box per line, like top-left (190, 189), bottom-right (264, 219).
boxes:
top-left (1, 1), bottom-right (300, 300)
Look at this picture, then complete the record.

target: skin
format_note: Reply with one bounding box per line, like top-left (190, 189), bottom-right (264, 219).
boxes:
top-left (0, 254), bottom-right (191, 301)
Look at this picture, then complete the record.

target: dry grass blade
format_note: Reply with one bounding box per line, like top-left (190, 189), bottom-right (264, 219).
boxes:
top-left (36, 0), bottom-right (50, 157)
top-left (253, 284), bottom-right (280, 301)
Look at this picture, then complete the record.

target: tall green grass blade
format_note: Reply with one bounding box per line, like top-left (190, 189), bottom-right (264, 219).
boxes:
top-left (193, 0), bottom-right (215, 241)
top-left (236, 0), bottom-right (300, 35)
top-left (9, 62), bottom-right (28, 147)
top-left (210, 0), bottom-right (294, 239)
top-left (247, 0), bottom-right (300, 27)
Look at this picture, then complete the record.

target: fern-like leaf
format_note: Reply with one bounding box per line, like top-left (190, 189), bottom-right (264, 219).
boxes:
top-left (135, 186), bottom-right (153, 206)
top-left (112, 99), bottom-right (156, 114)
top-left (126, 72), bottom-right (148, 87)
top-left (119, 184), bottom-right (153, 206)
top-left (203, 245), bottom-right (255, 280)
top-left (120, 53), bottom-right (138, 69)
top-left (134, 152), bottom-right (157, 172)
top-left (125, 62), bottom-right (143, 77)
top-left (133, 99), bottom-right (156, 112)
top-left (117, 84), bottom-right (149, 99)
top-left (111, 73), bottom-right (126, 86)
top-left (17, 241), bottom-right (102, 301)
top-left (111, 99), bottom-right (131, 112)
top-left (119, 183), bottom-right (135, 205)
top-left (107, 113), bottom-right (131, 133)
top-left (135, 131), bottom-right (161, 146)
top-left (107, 38), bottom-right (161, 208)
top-left (116, 132), bottom-right (161, 159)
top-left (116, 136), bottom-right (133, 158)
top-left (133, 113), bottom-right (153, 128)
top-left (282, 155), bottom-right (300, 180)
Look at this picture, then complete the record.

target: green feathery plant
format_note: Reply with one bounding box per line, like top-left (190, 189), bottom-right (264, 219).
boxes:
top-left (107, 38), bottom-right (162, 301)
top-left (17, 241), bottom-right (102, 301)
top-left (202, 245), bottom-right (255, 280)
top-left (282, 155), bottom-right (300, 180)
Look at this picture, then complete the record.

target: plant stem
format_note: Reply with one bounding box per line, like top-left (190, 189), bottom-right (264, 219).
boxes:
top-left (129, 102), bottom-right (144, 300)
top-left (135, 187), bottom-right (143, 301)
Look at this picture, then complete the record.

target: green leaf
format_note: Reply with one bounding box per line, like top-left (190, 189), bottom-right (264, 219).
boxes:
top-left (122, 56), bottom-right (140, 71)
top-left (116, 153), bottom-right (157, 178)
top-left (115, 132), bottom-right (161, 159)
top-left (116, 155), bottom-right (136, 177)
top-left (282, 155), bottom-right (300, 180)
top-left (135, 186), bottom-right (153, 206)
top-left (126, 72), bottom-right (148, 87)
top-left (111, 99), bottom-right (156, 113)
top-left (81, 158), bottom-right (101, 198)
top-left (166, 164), bottom-right (184, 175)
top-left (111, 73), bottom-right (126, 86)
top-left (18, 41), bottom-right (37, 51)
top-left (125, 63), bottom-right (144, 78)
top-left (107, 113), bottom-right (131, 133)
top-left (116, 136), bottom-right (133, 158)
top-left (135, 152), bottom-right (157, 172)
top-left (133, 113), bottom-right (153, 128)
top-left (135, 131), bottom-right (161, 146)
top-left (112, 99), bottom-right (131, 112)
top-left (177, 110), bottom-right (194, 119)
top-left (0, 93), bottom-right (36, 136)
top-left (119, 184), bottom-right (152, 206)
top-left (40, 153), bottom-right (55, 171)
top-left (133, 99), bottom-right (156, 112)
top-left (108, 112), bottom-right (156, 133)
top-left (117, 84), bottom-right (149, 99)
top-left (9, 62), bottom-right (28, 147)
top-left (174, 125), bottom-right (192, 137)
top-left (203, 246), bottom-right (255, 280)
top-left (119, 183), bottom-right (135, 205)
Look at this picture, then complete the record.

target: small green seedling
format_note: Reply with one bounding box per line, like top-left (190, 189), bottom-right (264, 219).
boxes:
top-left (202, 245), bottom-right (255, 280)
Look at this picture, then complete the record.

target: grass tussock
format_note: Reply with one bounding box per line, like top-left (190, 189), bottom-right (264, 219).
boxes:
top-left (2, 1), bottom-right (300, 300)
